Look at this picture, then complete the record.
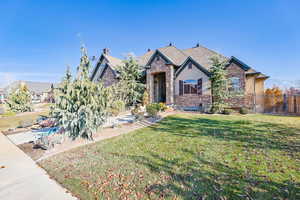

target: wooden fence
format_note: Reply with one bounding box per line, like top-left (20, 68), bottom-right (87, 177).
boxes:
top-left (264, 94), bottom-right (300, 115)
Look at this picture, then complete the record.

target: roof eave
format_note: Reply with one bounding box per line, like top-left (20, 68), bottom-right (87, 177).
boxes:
top-left (175, 56), bottom-right (211, 78)
top-left (145, 49), bottom-right (175, 67)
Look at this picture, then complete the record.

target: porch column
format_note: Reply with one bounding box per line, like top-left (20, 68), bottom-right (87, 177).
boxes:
top-left (146, 71), bottom-right (154, 103)
top-left (169, 65), bottom-right (174, 104)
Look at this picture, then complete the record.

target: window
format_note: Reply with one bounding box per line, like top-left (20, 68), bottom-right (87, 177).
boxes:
top-left (230, 77), bottom-right (241, 91)
top-left (156, 56), bottom-right (160, 61)
top-left (183, 80), bottom-right (197, 94)
top-left (188, 63), bottom-right (192, 69)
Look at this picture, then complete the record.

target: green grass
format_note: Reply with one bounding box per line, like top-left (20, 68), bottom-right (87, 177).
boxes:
top-left (0, 111), bottom-right (49, 131)
top-left (40, 114), bottom-right (300, 200)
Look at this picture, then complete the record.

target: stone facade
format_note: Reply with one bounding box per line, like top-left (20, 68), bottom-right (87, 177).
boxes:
top-left (99, 65), bottom-right (118, 87)
top-left (146, 55), bottom-right (174, 104)
top-left (175, 94), bottom-right (212, 111)
top-left (225, 62), bottom-right (248, 108)
top-left (93, 46), bottom-right (267, 112)
top-left (146, 57), bottom-right (258, 110)
top-left (174, 61), bottom-right (212, 110)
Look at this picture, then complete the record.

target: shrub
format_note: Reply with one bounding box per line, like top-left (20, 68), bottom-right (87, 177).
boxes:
top-left (6, 82), bottom-right (33, 113)
top-left (142, 90), bottom-right (150, 106)
top-left (131, 105), bottom-right (141, 116)
top-left (239, 107), bottom-right (249, 115)
top-left (110, 100), bottom-right (125, 116)
top-left (210, 107), bottom-right (219, 114)
top-left (51, 47), bottom-right (108, 140)
top-left (158, 102), bottom-right (168, 112)
top-left (223, 108), bottom-right (234, 115)
top-left (146, 103), bottom-right (159, 117)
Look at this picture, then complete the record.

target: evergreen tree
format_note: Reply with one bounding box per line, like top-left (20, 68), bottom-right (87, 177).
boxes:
top-left (209, 56), bottom-right (230, 113)
top-left (6, 82), bottom-right (33, 112)
top-left (51, 47), bottom-right (108, 140)
top-left (116, 55), bottom-right (145, 105)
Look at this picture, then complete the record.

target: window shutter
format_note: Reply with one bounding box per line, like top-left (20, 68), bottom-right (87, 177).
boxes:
top-left (197, 78), bottom-right (202, 95)
top-left (179, 80), bottom-right (183, 96)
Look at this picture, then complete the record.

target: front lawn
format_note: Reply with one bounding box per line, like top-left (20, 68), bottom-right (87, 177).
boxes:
top-left (0, 111), bottom-right (49, 132)
top-left (40, 114), bottom-right (300, 199)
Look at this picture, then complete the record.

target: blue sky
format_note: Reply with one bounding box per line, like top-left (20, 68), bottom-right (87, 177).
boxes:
top-left (0, 0), bottom-right (299, 88)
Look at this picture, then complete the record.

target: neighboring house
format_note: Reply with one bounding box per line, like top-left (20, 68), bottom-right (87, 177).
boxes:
top-left (91, 43), bottom-right (269, 112)
top-left (0, 88), bottom-right (5, 103)
top-left (3, 81), bottom-right (56, 103)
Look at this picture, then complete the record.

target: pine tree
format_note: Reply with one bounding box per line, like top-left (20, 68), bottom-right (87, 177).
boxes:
top-left (209, 56), bottom-right (230, 113)
top-left (6, 82), bottom-right (33, 112)
top-left (51, 47), bottom-right (108, 140)
top-left (115, 55), bottom-right (145, 106)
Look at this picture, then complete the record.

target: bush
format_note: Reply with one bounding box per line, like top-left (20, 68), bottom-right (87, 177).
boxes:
top-left (110, 100), bottom-right (125, 116)
top-left (6, 82), bottom-right (33, 113)
top-left (210, 107), bottom-right (219, 114)
top-left (51, 47), bottom-right (108, 140)
top-left (239, 107), bottom-right (249, 115)
top-left (142, 90), bottom-right (150, 106)
top-left (146, 103), bottom-right (159, 117)
top-left (131, 105), bottom-right (141, 116)
top-left (158, 102), bottom-right (168, 112)
top-left (223, 108), bottom-right (234, 115)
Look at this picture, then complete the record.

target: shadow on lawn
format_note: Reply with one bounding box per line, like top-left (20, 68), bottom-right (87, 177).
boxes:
top-left (125, 149), bottom-right (299, 200)
top-left (150, 116), bottom-right (300, 154)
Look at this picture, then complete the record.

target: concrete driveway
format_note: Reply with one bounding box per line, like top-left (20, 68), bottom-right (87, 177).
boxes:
top-left (0, 133), bottom-right (76, 200)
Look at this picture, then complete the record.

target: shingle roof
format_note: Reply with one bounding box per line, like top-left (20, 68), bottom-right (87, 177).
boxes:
top-left (94, 44), bottom-right (267, 79)
top-left (137, 46), bottom-right (188, 66)
top-left (138, 44), bottom-right (225, 69)
top-left (137, 50), bottom-right (154, 66)
top-left (182, 45), bottom-right (227, 70)
top-left (4, 81), bottom-right (56, 95)
top-left (104, 54), bottom-right (123, 69)
top-left (157, 46), bottom-right (188, 66)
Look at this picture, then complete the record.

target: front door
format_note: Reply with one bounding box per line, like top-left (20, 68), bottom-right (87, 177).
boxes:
top-left (153, 72), bottom-right (166, 103)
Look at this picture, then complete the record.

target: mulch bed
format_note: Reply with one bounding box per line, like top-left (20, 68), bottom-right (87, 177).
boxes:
top-left (18, 142), bottom-right (46, 161)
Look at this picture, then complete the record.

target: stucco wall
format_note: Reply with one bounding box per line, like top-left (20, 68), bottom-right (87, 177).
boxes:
top-left (254, 78), bottom-right (265, 112)
top-left (245, 76), bottom-right (255, 94)
top-left (175, 63), bottom-right (211, 95)
top-left (174, 62), bottom-right (212, 109)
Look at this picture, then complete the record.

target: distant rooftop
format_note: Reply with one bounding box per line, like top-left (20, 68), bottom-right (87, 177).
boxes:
top-left (3, 80), bottom-right (58, 95)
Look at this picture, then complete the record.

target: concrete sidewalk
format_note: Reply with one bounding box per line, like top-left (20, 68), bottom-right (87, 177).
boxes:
top-left (0, 133), bottom-right (76, 200)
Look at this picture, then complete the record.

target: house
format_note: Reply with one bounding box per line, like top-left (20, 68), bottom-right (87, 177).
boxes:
top-left (0, 88), bottom-right (5, 103)
top-left (3, 81), bottom-right (56, 103)
top-left (91, 43), bottom-right (269, 112)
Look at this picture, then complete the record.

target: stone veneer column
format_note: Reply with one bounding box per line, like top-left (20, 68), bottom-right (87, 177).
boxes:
top-left (169, 65), bottom-right (174, 105)
top-left (146, 70), bottom-right (154, 103)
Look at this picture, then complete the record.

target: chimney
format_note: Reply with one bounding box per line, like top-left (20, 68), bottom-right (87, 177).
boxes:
top-left (147, 48), bottom-right (151, 52)
top-left (103, 48), bottom-right (109, 55)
